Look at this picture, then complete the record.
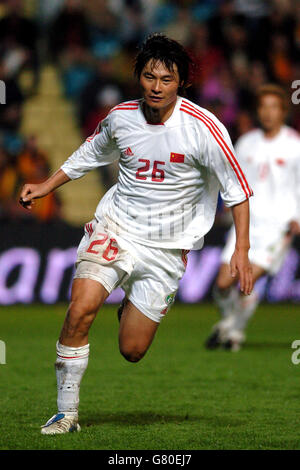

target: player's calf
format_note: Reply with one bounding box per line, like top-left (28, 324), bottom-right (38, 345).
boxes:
top-left (118, 299), bottom-right (159, 362)
top-left (61, 302), bottom-right (97, 343)
top-left (60, 278), bottom-right (108, 345)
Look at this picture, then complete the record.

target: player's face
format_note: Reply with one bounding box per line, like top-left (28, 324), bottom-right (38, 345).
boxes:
top-left (257, 94), bottom-right (285, 133)
top-left (140, 59), bottom-right (181, 110)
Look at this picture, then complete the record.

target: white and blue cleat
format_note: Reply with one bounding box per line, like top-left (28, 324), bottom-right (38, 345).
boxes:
top-left (41, 413), bottom-right (80, 435)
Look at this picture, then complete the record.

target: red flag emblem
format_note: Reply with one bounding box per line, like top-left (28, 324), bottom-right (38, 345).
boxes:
top-left (170, 152), bottom-right (185, 163)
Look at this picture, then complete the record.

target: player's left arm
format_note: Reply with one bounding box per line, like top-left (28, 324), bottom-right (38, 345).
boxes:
top-left (288, 145), bottom-right (300, 236)
top-left (230, 199), bottom-right (253, 295)
top-left (202, 118), bottom-right (253, 294)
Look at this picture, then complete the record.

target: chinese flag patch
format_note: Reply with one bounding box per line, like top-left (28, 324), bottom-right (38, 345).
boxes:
top-left (170, 152), bottom-right (185, 163)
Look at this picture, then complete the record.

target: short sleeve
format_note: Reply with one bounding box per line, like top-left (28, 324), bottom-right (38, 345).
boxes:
top-left (61, 114), bottom-right (120, 180)
top-left (203, 121), bottom-right (253, 207)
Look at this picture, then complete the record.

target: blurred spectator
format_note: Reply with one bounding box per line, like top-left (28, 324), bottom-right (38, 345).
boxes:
top-left (0, 0), bottom-right (39, 94)
top-left (16, 136), bottom-right (61, 222)
top-left (48, 0), bottom-right (90, 62)
top-left (109, 0), bottom-right (146, 49)
top-left (82, 85), bottom-right (122, 138)
top-left (37, 0), bottom-right (64, 27)
top-left (254, 0), bottom-right (295, 62)
top-left (0, 55), bottom-right (24, 171)
top-left (0, 135), bottom-right (61, 222)
top-left (199, 66), bottom-right (238, 129)
top-left (77, 57), bottom-right (124, 133)
top-left (48, 0), bottom-right (95, 100)
top-left (85, 2), bottom-right (121, 60)
top-left (295, 3), bottom-right (300, 53)
top-left (234, 110), bottom-right (255, 139)
top-left (208, 0), bottom-right (245, 50)
top-left (163, 7), bottom-right (193, 45)
top-left (60, 46), bottom-right (95, 100)
top-left (0, 64), bottom-right (24, 133)
top-left (0, 145), bottom-right (18, 220)
top-left (268, 33), bottom-right (293, 84)
top-left (234, 0), bottom-right (269, 18)
top-left (187, 22), bottom-right (224, 87)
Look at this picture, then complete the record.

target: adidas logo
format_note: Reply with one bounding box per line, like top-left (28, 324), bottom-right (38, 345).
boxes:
top-left (124, 147), bottom-right (134, 156)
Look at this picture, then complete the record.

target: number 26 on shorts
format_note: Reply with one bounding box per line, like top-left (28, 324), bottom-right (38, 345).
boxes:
top-left (86, 233), bottom-right (119, 261)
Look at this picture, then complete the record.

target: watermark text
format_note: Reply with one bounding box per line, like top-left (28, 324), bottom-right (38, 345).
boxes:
top-left (291, 340), bottom-right (300, 364)
top-left (0, 80), bottom-right (6, 104)
top-left (0, 340), bottom-right (6, 364)
top-left (291, 80), bottom-right (300, 105)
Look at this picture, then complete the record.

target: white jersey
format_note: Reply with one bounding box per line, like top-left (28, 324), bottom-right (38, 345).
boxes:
top-left (61, 96), bottom-right (252, 250)
top-left (235, 126), bottom-right (300, 237)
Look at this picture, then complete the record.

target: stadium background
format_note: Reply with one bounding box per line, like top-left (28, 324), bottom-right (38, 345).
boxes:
top-left (1, 0), bottom-right (300, 453)
top-left (0, 0), bottom-right (300, 306)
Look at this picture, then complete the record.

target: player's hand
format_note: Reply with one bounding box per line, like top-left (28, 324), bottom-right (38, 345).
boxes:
top-left (19, 183), bottom-right (50, 210)
top-left (230, 248), bottom-right (253, 295)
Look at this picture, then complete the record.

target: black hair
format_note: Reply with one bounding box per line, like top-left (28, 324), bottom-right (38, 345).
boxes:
top-left (134, 33), bottom-right (194, 95)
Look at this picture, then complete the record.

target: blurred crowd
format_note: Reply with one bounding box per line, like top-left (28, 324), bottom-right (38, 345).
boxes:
top-left (0, 0), bottom-right (60, 222)
top-left (0, 0), bottom-right (299, 223)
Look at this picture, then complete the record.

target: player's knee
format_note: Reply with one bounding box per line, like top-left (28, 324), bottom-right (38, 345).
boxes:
top-left (216, 276), bottom-right (232, 292)
top-left (70, 298), bottom-right (99, 317)
top-left (119, 345), bottom-right (145, 363)
top-left (216, 264), bottom-right (236, 291)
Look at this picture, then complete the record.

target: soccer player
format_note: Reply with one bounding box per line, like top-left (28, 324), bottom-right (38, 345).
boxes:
top-left (206, 84), bottom-right (300, 352)
top-left (20, 34), bottom-right (253, 434)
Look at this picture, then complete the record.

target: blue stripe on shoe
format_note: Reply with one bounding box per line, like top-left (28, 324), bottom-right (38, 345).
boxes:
top-left (44, 413), bottom-right (65, 427)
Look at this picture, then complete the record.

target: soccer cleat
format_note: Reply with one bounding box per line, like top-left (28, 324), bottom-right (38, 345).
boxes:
top-left (41, 413), bottom-right (80, 435)
top-left (117, 297), bottom-right (126, 322)
top-left (222, 339), bottom-right (241, 352)
top-left (222, 330), bottom-right (245, 352)
top-left (205, 328), bottom-right (222, 349)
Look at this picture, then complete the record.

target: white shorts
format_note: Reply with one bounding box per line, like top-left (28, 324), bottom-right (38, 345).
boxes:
top-left (74, 219), bottom-right (189, 323)
top-left (221, 225), bottom-right (291, 275)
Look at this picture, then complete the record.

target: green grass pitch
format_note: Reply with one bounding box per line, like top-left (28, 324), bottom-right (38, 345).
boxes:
top-left (0, 302), bottom-right (299, 450)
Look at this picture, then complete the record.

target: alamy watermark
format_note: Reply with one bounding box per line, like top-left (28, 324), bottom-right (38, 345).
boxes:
top-left (291, 340), bottom-right (300, 365)
top-left (0, 340), bottom-right (6, 364)
top-left (291, 80), bottom-right (300, 105)
top-left (0, 80), bottom-right (6, 104)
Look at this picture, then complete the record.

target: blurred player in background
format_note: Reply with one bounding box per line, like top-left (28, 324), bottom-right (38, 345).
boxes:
top-left (206, 84), bottom-right (300, 352)
top-left (20, 34), bottom-right (253, 434)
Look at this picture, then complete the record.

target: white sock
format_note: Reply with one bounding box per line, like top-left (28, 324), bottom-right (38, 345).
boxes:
top-left (55, 341), bottom-right (89, 417)
top-left (230, 290), bottom-right (259, 333)
top-left (213, 285), bottom-right (239, 319)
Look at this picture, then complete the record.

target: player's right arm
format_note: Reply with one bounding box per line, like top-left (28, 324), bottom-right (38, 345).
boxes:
top-left (19, 113), bottom-right (119, 210)
top-left (19, 169), bottom-right (70, 210)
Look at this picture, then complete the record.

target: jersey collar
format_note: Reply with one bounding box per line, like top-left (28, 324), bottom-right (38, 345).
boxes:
top-left (138, 96), bottom-right (183, 129)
